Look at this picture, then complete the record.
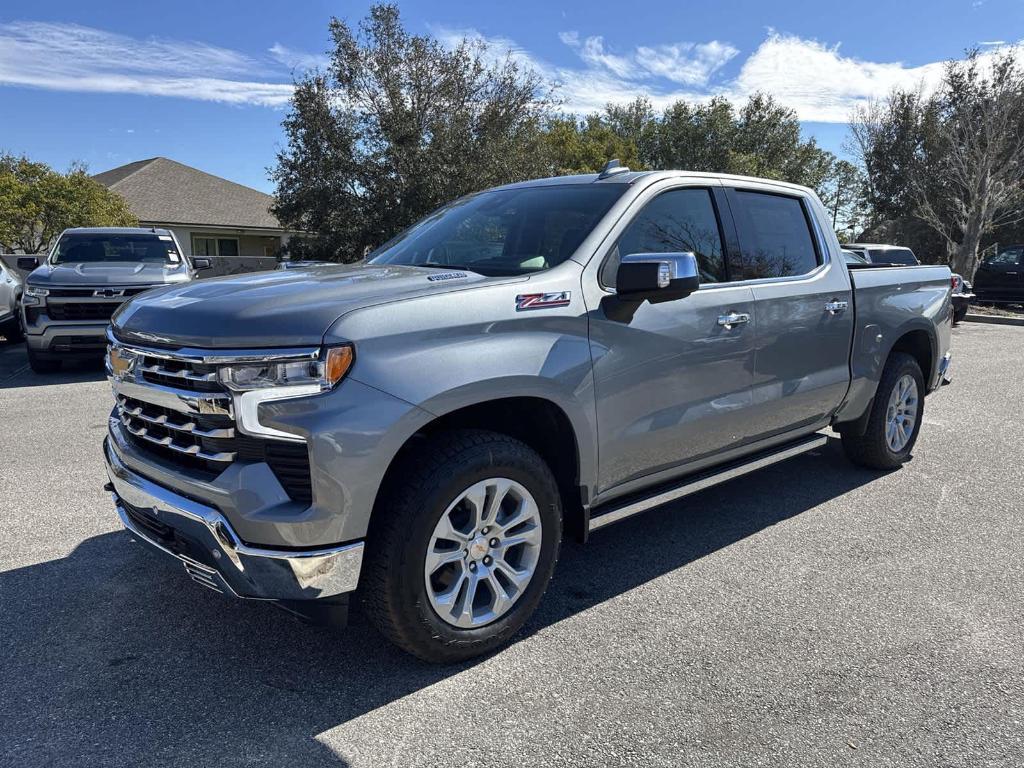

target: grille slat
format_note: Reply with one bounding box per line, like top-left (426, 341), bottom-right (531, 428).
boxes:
top-left (116, 377), bottom-right (313, 504)
top-left (48, 302), bottom-right (120, 321)
top-left (139, 355), bottom-right (221, 392)
top-left (118, 396), bottom-right (235, 438)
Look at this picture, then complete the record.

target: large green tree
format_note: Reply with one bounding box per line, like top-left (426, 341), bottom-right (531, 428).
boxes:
top-left (543, 114), bottom-right (639, 174)
top-left (546, 94), bottom-right (837, 195)
top-left (0, 154), bottom-right (136, 253)
top-left (272, 4), bottom-right (556, 260)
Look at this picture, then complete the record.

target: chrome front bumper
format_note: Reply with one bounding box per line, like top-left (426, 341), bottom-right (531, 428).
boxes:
top-left (104, 438), bottom-right (364, 601)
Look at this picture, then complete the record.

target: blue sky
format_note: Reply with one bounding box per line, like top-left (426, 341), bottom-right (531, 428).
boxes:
top-left (1, 0), bottom-right (1021, 192)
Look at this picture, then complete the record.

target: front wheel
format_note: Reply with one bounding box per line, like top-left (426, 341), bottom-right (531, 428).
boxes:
top-left (27, 347), bottom-right (61, 374)
top-left (841, 352), bottom-right (925, 470)
top-left (360, 429), bottom-right (562, 663)
top-left (1, 317), bottom-right (24, 343)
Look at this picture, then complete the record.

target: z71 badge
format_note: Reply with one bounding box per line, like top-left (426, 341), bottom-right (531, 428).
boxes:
top-left (515, 291), bottom-right (571, 311)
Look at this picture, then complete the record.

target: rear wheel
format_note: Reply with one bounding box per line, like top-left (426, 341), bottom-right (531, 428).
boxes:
top-left (360, 429), bottom-right (562, 663)
top-left (841, 352), bottom-right (924, 470)
top-left (953, 304), bottom-right (968, 324)
top-left (27, 347), bottom-right (61, 374)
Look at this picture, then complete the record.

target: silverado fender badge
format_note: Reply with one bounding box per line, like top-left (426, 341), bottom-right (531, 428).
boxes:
top-left (426, 272), bottom-right (468, 282)
top-left (515, 291), bottom-right (571, 311)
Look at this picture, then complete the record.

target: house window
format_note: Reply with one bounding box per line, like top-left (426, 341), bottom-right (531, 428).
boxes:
top-left (192, 235), bottom-right (239, 257)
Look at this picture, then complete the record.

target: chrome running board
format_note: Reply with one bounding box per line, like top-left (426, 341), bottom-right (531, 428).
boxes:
top-left (588, 433), bottom-right (829, 533)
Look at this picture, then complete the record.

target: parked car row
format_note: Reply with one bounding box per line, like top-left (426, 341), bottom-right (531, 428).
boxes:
top-left (973, 244), bottom-right (1024, 304)
top-left (0, 257), bottom-right (24, 341)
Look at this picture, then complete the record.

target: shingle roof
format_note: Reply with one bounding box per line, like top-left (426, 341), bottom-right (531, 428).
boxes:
top-left (93, 157), bottom-right (285, 231)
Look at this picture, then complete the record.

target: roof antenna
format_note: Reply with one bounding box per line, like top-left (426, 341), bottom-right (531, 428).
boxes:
top-left (598, 158), bottom-right (630, 179)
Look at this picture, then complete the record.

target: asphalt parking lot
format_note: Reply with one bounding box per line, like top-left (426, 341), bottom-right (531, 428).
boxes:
top-left (1, 323), bottom-right (1021, 768)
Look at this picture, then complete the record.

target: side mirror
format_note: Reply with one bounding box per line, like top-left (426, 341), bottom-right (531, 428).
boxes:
top-left (17, 256), bottom-right (39, 271)
top-left (615, 252), bottom-right (700, 301)
top-left (191, 257), bottom-right (212, 270)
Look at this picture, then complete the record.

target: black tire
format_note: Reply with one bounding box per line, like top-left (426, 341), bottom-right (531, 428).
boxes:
top-left (841, 352), bottom-right (925, 470)
top-left (953, 305), bottom-right (968, 324)
top-left (27, 348), bottom-right (61, 374)
top-left (0, 317), bottom-right (23, 343)
top-left (360, 429), bottom-right (562, 663)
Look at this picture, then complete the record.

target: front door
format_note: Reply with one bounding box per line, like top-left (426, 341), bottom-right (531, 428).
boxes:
top-left (587, 185), bottom-right (758, 496)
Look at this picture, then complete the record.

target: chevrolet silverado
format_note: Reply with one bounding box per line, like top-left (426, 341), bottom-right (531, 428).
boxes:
top-left (102, 167), bottom-right (952, 662)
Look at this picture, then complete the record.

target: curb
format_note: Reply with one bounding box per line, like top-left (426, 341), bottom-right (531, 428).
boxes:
top-left (963, 313), bottom-right (1024, 327)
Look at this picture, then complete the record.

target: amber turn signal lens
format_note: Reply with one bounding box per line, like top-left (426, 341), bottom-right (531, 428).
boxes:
top-left (324, 345), bottom-right (354, 387)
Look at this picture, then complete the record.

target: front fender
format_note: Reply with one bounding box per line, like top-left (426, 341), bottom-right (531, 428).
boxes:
top-left (325, 279), bottom-right (599, 501)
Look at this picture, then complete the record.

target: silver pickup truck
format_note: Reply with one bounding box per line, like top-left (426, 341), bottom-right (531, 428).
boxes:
top-left (19, 227), bottom-right (208, 372)
top-left (102, 168), bottom-right (952, 662)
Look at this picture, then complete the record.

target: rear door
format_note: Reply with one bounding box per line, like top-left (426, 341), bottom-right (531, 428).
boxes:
top-left (723, 185), bottom-right (854, 439)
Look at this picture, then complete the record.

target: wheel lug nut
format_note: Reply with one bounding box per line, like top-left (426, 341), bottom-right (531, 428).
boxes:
top-left (481, 527), bottom-right (490, 535)
top-left (489, 538), bottom-right (499, 547)
top-left (469, 561), bottom-right (477, 571)
top-left (483, 556), bottom-right (492, 565)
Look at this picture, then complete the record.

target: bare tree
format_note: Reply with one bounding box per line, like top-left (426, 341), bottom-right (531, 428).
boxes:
top-left (917, 52), bottom-right (1024, 275)
top-left (852, 50), bottom-right (1024, 276)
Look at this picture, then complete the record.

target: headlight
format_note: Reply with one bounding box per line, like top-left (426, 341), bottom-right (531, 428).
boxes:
top-left (218, 345), bottom-right (354, 392)
top-left (22, 285), bottom-right (48, 306)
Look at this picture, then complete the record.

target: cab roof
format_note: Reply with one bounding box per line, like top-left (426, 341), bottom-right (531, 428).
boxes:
top-left (492, 169), bottom-right (815, 196)
top-left (61, 227), bottom-right (174, 236)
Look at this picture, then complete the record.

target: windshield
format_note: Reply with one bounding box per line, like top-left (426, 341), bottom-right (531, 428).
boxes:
top-left (870, 247), bottom-right (917, 265)
top-left (367, 185), bottom-right (626, 276)
top-left (51, 233), bottom-right (181, 265)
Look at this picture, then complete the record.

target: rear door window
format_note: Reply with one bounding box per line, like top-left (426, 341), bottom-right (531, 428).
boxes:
top-left (727, 190), bottom-right (821, 280)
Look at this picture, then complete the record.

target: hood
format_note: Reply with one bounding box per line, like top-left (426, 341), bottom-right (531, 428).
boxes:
top-left (112, 263), bottom-right (490, 348)
top-left (27, 261), bottom-right (191, 288)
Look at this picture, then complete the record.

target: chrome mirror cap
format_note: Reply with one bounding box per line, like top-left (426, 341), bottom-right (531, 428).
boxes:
top-left (616, 252), bottom-right (700, 300)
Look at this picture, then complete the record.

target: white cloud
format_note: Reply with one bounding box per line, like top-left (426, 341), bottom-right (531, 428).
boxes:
top-left (269, 42), bottom-right (330, 72)
top-left (431, 25), bottom-right (1024, 124)
top-left (562, 33), bottom-right (638, 78)
top-left (726, 32), bottom-right (946, 122)
top-left (559, 30), bottom-right (735, 86)
top-left (0, 21), bottom-right (294, 106)
top-left (635, 41), bottom-right (739, 85)
top-left (2, 19), bottom-right (1021, 125)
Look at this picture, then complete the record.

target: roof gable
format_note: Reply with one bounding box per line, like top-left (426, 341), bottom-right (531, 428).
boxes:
top-left (93, 157), bottom-right (284, 231)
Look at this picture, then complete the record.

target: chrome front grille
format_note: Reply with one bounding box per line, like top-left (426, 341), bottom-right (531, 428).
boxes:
top-left (138, 356), bottom-right (221, 392)
top-left (109, 341), bottom-right (314, 502)
top-left (117, 395), bottom-right (238, 463)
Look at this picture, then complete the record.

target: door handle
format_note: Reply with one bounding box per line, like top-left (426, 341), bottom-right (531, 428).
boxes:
top-left (824, 300), bottom-right (848, 314)
top-left (717, 312), bottom-right (750, 329)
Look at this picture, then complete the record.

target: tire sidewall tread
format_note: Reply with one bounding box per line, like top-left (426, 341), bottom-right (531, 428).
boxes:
top-left (360, 429), bottom-right (562, 663)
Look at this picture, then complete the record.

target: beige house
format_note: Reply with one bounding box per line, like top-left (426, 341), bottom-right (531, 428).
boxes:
top-left (93, 157), bottom-right (296, 261)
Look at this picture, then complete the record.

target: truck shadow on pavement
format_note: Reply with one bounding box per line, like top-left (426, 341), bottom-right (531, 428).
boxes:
top-left (0, 439), bottom-right (880, 767)
top-left (0, 343), bottom-right (107, 389)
